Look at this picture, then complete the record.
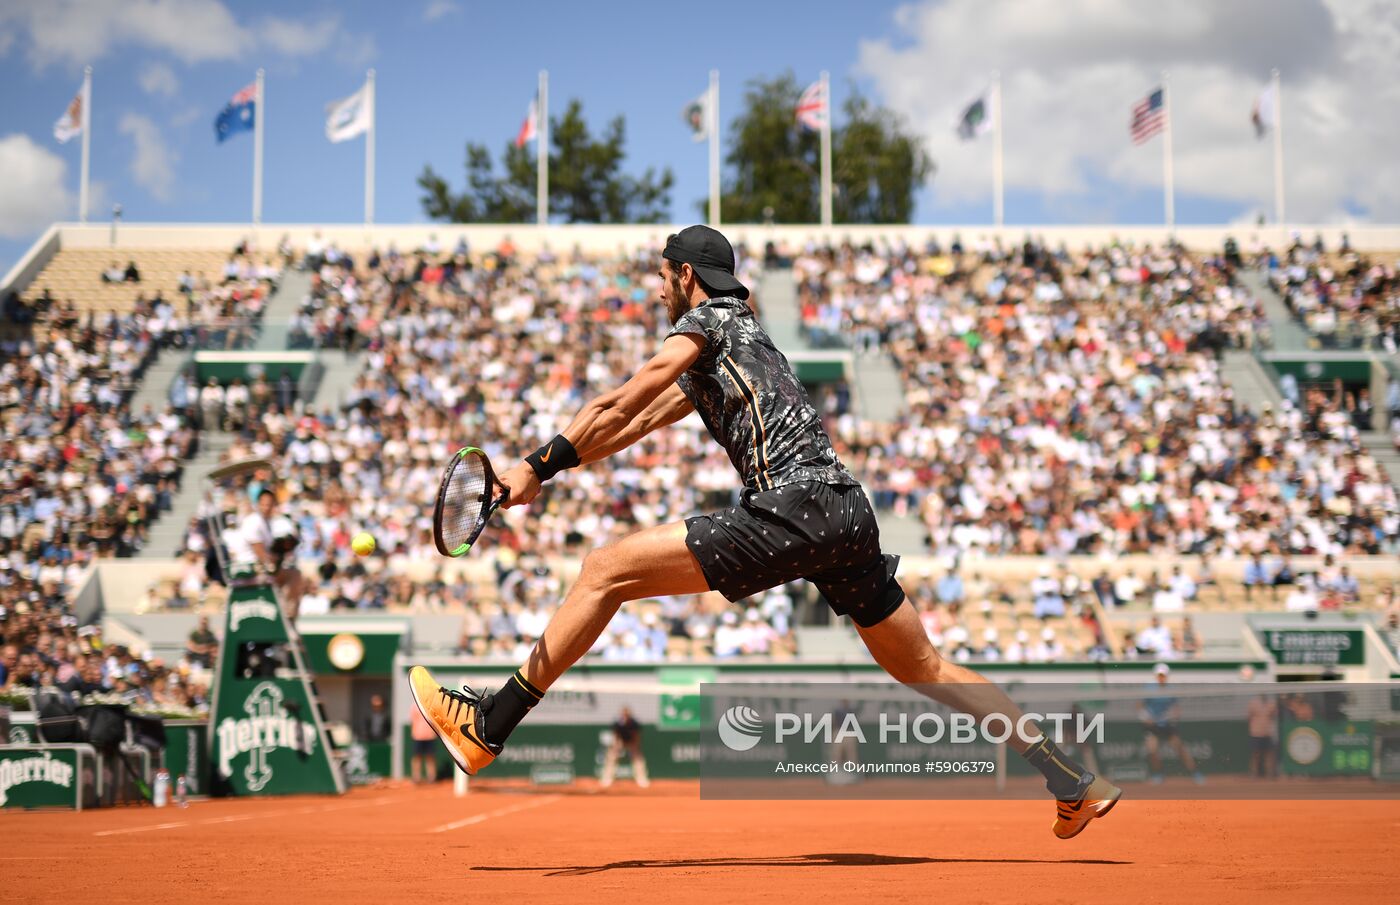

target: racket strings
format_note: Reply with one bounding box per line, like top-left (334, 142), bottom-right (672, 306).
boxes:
top-left (439, 453), bottom-right (489, 551)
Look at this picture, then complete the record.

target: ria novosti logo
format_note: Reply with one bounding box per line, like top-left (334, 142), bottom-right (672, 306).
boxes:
top-left (717, 705), bottom-right (765, 751)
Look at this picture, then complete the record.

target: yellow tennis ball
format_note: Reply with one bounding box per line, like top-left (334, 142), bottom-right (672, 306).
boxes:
top-left (351, 532), bottom-right (376, 556)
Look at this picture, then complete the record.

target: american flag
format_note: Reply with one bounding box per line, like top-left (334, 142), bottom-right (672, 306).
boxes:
top-left (1130, 88), bottom-right (1165, 144)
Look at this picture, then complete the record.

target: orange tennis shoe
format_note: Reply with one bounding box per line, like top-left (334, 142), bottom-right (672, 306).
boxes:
top-left (408, 665), bottom-right (501, 775)
top-left (1052, 773), bottom-right (1122, 839)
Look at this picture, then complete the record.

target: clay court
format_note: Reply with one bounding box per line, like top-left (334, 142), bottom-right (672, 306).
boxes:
top-left (6, 782), bottom-right (1398, 904)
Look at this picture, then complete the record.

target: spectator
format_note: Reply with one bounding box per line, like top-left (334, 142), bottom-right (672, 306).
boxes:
top-left (1031, 566), bottom-right (1065, 619)
top-left (1169, 565), bottom-right (1197, 603)
top-left (1243, 555), bottom-right (1273, 601)
top-left (1178, 617), bottom-right (1202, 658)
top-left (123, 260), bottom-right (141, 283)
top-left (935, 570), bottom-right (965, 606)
top-left (1136, 616), bottom-right (1176, 659)
top-left (363, 693), bottom-right (391, 742)
top-left (186, 615), bottom-right (217, 668)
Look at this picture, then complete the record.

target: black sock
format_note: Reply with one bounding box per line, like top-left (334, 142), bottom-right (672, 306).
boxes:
top-left (482, 670), bottom-right (544, 746)
top-left (1022, 735), bottom-right (1088, 798)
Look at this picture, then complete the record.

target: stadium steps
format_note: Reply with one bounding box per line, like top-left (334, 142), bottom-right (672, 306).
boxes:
top-left (1236, 268), bottom-right (1313, 352)
top-left (1219, 349), bottom-right (1284, 417)
top-left (851, 352), bottom-right (905, 424)
top-left (309, 351), bottom-right (364, 410)
top-left (139, 431), bottom-right (237, 558)
top-left (1361, 432), bottom-right (1400, 486)
top-left (126, 351), bottom-right (186, 416)
top-left (757, 266), bottom-right (805, 351)
top-left (253, 268), bottom-right (313, 351)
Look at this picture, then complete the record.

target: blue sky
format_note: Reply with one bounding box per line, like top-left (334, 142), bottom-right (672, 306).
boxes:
top-left (1, 0), bottom-right (1392, 274)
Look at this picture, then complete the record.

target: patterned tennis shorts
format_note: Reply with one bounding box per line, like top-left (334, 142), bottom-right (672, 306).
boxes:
top-left (684, 481), bottom-right (904, 628)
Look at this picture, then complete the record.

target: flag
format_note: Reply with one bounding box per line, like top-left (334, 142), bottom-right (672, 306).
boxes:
top-left (326, 81), bottom-right (371, 143)
top-left (1130, 87), bottom-right (1165, 144)
top-left (515, 96), bottom-right (538, 148)
top-left (54, 82), bottom-right (84, 144)
top-left (1252, 83), bottom-right (1276, 139)
top-left (683, 88), bottom-right (709, 142)
top-left (796, 79), bottom-right (828, 131)
top-left (957, 95), bottom-right (991, 140)
top-left (215, 82), bottom-right (256, 143)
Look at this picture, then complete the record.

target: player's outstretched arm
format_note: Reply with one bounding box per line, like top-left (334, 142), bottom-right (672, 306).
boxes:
top-left (498, 334), bottom-right (701, 507)
top-left (579, 382), bottom-right (694, 465)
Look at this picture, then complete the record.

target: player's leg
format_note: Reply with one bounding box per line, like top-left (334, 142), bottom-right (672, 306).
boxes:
top-left (855, 599), bottom-right (1043, 755)
top-left (1171, 732), bottom-right (1204, 781)
top-left (629, 742), bottom-right (650, 788)
top-left (827, 561), bottom-right (1120, 839)
top-left (1145, 732), bottom-right (1164, 780)
top-left (521, 521), bottom-right (709, 690)
top-left (408, 520), bottom-right (709, 775)
top-left (600, 740), bottom-right (621, 788)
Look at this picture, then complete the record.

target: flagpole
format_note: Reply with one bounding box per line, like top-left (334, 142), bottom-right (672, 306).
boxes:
top-left (1272, 68), bottom-right (1285, 225)
top-left (537, 69), bottom-right (549, 227)
top-left (708, 69), bottom-right (720, 227)
top-left (991, 70), bottom-right (1004, 228)
top-left (79, 66), bottom-right (91, 224)
top-left (253, 68), bottom-right (264, 225)
top-left (365, 69), bottom-right (376, 225)
top-left (819, 70), bottom-right (832, 228)
top-left (1161, 71), bottom-right (1174, 231)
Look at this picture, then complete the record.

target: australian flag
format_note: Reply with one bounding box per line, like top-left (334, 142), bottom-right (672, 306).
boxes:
top-left (215, 83), bottom-right (256, 143)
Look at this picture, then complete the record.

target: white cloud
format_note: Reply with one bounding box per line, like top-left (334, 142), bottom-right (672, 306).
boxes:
top-left (856, 0), bottom-right (1400, 222)
top-left (0, 1), bottom-right (374, 69)
top-left (138, 61), bottom-right (179, 97)
top-left (0, 134), bottom-right (75, 237)
top-left (258, 16), bottom-right (339, 56)
top-left (423, 1), bottom-right (458, 22)
top-left (118, 112), bottom-right (178, 202)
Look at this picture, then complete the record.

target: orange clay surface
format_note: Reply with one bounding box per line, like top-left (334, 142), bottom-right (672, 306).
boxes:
top-left (5, 780), bottom-right (1399, 904)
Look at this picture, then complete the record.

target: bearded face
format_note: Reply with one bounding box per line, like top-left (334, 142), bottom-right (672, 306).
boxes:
top-left (662, 260), bottom-right (693, 325)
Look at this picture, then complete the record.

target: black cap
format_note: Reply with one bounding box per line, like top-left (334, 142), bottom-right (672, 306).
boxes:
top-left (662, 225), bottom-right (749, 300)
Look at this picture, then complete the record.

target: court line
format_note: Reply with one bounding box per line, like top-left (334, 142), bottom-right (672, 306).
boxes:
top-left (93, 793), bottom-right (401, 837)
top-left (429, 794), bottom-right (561, 834)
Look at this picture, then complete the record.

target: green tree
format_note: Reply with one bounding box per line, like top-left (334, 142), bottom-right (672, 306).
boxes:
top-left (419, 100), bottom-right (673, 224)
top-left (715, 73), bottom-right (933, 224)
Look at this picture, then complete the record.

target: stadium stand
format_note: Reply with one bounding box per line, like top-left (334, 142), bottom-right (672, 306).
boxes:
top-left (0, 241), bottom-right (286, 709)
top-left (1264, 237), bottom-right (1400, 352)
top-left (4, 226), bottom-right (1398, 685)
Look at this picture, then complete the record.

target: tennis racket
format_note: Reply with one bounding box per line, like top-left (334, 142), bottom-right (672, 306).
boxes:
top-left (432, 447), bottom-right (511, 557)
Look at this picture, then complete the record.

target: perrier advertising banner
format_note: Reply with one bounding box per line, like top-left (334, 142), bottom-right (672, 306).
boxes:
top-left (209, 580), bottom-right (343, 796)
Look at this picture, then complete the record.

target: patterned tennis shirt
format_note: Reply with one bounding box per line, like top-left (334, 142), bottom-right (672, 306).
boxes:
top-left (666, 296), bottom-right (858, 492)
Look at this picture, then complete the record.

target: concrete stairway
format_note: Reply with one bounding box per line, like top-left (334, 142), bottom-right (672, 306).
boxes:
top-left (1219, 349), bottom-right (1284, 416)
top-left (253, 269), bottom-right (312, 351)
top-left (309, 351), bottom-right (363, 410)
top-left (125, 350), bottom-right (185, 417)
top-left (1236, 268), bottom-right (1312, 352)
top-left (140, 431), bottom-right (235, 557)
top-left (851, 353), bottom-right (905, 424)
top-left (757, 268), bottom-right (805, 352)
top-left (1361, 432), bottom-right (1400, 487)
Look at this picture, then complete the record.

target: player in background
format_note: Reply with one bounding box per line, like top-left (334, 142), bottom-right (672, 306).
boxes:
top-left (409, 226), bottom-right (1120, 838)
top-left (1141, 663), bottom-right (1205, 784)
top-left (599, 706), bottom-right (650, 789)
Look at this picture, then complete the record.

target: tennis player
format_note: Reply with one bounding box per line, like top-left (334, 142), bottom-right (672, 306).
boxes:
top-left (410, 226), bottom-right (1120, 838)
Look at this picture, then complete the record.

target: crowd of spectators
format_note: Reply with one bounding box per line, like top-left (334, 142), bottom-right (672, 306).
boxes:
top-left (0, 245), bottom-right (281, 711)
top-left (1265, 233), bottom-right (1400, 352)
top-left (174, 237), bottom-right (792, 659)
top-left (788, 237), bottom-right (1398, 568)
